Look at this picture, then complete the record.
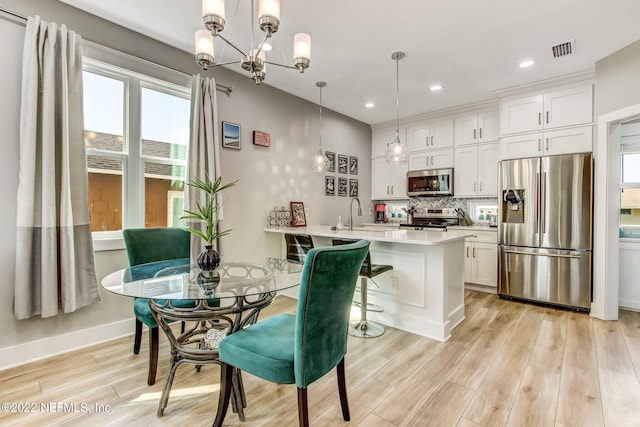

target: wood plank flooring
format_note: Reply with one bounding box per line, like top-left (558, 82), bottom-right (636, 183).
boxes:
top-left (1, 291), bottom-right (639, 426)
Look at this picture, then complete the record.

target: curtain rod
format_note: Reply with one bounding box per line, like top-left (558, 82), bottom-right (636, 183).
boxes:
top-left (0, 6), bottom-right (233, 96)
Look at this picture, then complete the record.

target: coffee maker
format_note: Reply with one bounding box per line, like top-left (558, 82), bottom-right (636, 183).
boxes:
top-left (375, 203), bottom-right (387, 223)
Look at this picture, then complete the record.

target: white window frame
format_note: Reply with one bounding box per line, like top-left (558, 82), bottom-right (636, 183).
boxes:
top-left (82, 43), bottom-right (191, 250)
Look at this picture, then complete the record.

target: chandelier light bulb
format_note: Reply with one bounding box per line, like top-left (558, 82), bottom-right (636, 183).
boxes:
top-left (258, 0), bottom-right (280, 20)
top-left (195, 29), bottom-right (215, 69)
top-left (203, 0), bottom-right (225, 20)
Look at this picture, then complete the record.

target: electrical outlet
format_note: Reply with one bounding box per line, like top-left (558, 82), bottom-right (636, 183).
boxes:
top-left (391, 276), bottom-right (399, 290)
top-left (368, 208), bottom-right (373, 215)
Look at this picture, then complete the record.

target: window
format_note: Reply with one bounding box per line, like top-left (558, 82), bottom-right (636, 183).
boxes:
top-left (619, 121), bottom-right (640, 238)
top-left (83, 58), bottom-right (190, 235)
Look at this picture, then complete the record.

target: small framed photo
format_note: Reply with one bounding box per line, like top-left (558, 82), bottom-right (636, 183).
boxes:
top-left (222, 121), bottom-right (241, 150)
top-left (326, 151), bottom-right (336, 172)
top-left (349, 179), bottom-right (359, 197)
top-left (349, 156), bottom-right (358, 175)
top-left (290, 201), bottom-right (307, 227)
top-left (325, 176), bottom-right (335, 196)
top-left (253, 130), bottom-right (270, 147)
top-left (338, 154), bottom-right (348, 174)
top-left (338, 177), bottom-right (348, 197)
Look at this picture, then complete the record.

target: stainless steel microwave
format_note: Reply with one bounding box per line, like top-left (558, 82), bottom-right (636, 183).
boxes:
top-left (407, 168), bottom-right (454, 197)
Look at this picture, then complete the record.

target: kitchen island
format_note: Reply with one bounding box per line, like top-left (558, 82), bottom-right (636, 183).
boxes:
top-left (265, 226), bottom-right (473, 341)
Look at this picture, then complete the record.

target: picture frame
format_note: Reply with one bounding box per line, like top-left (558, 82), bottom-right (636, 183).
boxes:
top-left (326, 151), bottom-right (336, 172)
top-left (349, 156), bottom-right (358, 175)
top-left (222, 121), bottom-right (241, 150)
top-left (349, 179), bottom-right (359, 197)
top-left (253, 130), bottom-right (270, 147)
top-left (338, 154), bottom-right (348, 174)
top-left (325, 176), bottom-right (335, 196)
top-left (290, 201), bottom-right (307, 227)
top-left (338, 177), bottom-right (348, 197)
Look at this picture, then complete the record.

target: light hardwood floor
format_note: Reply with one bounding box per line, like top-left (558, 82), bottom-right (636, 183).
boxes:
top-left (1, 291), bottom-right (640, 427)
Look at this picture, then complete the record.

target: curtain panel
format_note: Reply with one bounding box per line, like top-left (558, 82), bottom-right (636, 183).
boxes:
top-left (14, 16), bottom-right (99, 319)
top-left (186, 75), bottom-right (222, 259)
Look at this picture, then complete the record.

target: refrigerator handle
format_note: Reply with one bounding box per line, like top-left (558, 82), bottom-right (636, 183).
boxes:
top-left (535, 172), bottom-right (540, 235)
top-left (541, 172), bottom-right (547, 237)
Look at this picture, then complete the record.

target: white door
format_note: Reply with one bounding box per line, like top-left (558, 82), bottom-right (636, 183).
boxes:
top-left (477, 110), bottom-right (500, 142)
top-left (471, 242), bottom-right (498, 287)
top-left (372, 128), bottom-right (394, 158)
top-left (371, 157), bottom-right (391, 199)
top-left (544, 126), bottom-right (593, 156)
top-left (409, 152), bottom-right (429, 171)
top-left (477, 142), bottom-right (500, 196)
top-left (408, 123), bottom-right (430, 152)
top-left (389, 162), bottom-right (408, 198)
top-left (500, 132), bottom-right (544, 159)
top-left (454, 113), bottom-right (478, 146)
top-left (430, 118), bottom-right (454, 149)
top-left (430, 148), bottom-right (455, 169)
top-left (501, 94), bottom-right (544, 135)
top-left (454, 146), bottom-right (478, 197)
top-left (464, 241), bottom-right (472, 283)
top-left (543, 85), bottom-right (593, 129)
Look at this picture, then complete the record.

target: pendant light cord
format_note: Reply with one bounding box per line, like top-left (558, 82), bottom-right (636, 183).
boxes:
top-left (395, 55), bottom-right (400, 142)
top-left (319, 85), bottom-right (323, 149)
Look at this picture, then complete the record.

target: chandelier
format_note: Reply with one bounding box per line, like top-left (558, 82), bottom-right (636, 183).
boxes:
top-left (311, 81), bottom-right (329, 173)
top-left (385, 51), bottom-right (408, 164)
top-left (194, 0), bottom-right (311, 85)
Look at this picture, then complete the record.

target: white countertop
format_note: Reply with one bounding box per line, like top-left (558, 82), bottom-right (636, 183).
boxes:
top-left (362, 222), bottom-right (497, 233)
top-left (264, 225), bottom-right (473, 246)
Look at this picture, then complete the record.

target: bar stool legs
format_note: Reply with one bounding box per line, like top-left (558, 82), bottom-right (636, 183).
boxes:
top-left (348, 277), bottom-right (384, 338)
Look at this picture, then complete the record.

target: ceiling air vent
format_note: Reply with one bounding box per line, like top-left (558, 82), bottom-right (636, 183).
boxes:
top-left (551, 39), bottom-right (575, 58)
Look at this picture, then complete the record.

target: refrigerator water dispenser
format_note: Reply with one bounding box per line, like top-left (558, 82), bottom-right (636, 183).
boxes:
top-left (502, 189), bottom-right (524, 223)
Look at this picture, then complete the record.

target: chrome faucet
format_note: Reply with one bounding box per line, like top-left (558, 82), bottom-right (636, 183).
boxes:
top-left (349, 197), bottom-right (362, 231)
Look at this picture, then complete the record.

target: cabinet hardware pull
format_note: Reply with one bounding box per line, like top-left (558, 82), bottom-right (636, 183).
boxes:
top-left (538, 139), bottom-right (541, 152)
top-left (466, 247), bottom-right (470, 257)
top-left (479, 128), bottom-right (483, 139)
top-left (538, 112), bottom-right (542, 125)
top-left (473, 181), bottom-right (476, 191)
top-left (425, 136), bottom-right (428, 146)
top-left (430, 155), bottom-right (433, 165)
top-left (387, 185), bottom-right (390, 195)
top-left (473, 247), bottom-right (476, 258)
top-left (546, 111), bottom-right (549, 124)
top-left (391, 185), bottom-right (394, 195)
top-left (479, 181), bottom-right (483, 191)
top-left (431, 135), bottom-right (434, 145)
top-left (546, 138), bottom-right (549, 151)
top-left (473, 129), bottom-right (476, 140)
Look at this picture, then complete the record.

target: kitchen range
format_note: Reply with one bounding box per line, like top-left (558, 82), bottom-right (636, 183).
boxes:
top-left (399, 207), bottom-right (460, 230)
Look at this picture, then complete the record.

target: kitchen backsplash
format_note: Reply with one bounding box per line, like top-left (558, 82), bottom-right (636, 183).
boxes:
top-left (381, 197), bottom-right (498, 222)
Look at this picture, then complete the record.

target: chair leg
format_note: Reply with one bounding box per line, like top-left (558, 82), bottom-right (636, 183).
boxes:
top-left (133, 319), bottom-right (143, 354)
top-left (297, 387), bottom-right (310, 427)
top-left (147, 327), bottom-right (159, 386)
top-left (213, 363), bottom-right (234, 427)
top-left (180, 321), bottom-right (186, 334)
top-left (336, 358), bottom-right (350, 421)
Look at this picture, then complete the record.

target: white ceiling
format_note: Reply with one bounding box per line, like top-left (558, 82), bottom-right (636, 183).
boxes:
top-left (61, 0), bottom-right (640, 125)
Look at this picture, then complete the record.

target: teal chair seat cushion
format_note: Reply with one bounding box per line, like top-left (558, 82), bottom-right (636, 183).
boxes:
top-left (219, 313), bottom-right (296, 385)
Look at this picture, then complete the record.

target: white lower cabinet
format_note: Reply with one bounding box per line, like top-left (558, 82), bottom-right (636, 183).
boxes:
top-left (458, 229), bottom-right (497, 290)
top-left (372, 157), bottom-right (408, 199)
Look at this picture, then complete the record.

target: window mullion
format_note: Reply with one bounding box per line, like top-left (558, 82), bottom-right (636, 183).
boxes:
top-left (126, 76), bottom-right (144, 228)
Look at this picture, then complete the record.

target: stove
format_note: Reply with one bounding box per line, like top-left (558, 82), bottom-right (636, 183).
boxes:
top-left (399, 208), bottom-right (459, 231)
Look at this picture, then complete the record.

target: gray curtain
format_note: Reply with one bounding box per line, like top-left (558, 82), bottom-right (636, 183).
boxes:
top-left (187, 75), bottom-right (222, 259)
top-left (14, 16), bottom-right (99, 319)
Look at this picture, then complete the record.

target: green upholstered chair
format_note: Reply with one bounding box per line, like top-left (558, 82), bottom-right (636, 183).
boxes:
top-left (122, 227), bottom-right (191, 386)
top-left (213, 240), bottom-right (370, 427)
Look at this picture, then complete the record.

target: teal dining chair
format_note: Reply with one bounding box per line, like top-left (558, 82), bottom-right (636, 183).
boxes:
top-left (122, 227), bottom-right (191, 386)
top-left (213, 240), bottom-right (370, 427)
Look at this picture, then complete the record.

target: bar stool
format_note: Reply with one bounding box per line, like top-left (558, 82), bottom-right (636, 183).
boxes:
top-left (332, 238), bottom-right (393, 338)
top-left (284, 233), bottom-right (314, 272)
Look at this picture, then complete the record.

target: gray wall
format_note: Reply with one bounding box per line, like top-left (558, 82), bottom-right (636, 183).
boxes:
top-left (0, 0), bottom-right (370, 360)
top-left (595, 39), bottom-right (640, 116)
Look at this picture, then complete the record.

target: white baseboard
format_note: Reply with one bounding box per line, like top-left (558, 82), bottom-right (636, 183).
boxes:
top-left (619, 299), bottom-right (640, 311)
top-left (0, 318), bottom-right (134, 371)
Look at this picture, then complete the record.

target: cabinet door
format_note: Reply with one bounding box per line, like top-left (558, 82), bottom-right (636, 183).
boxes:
top-left (408, 123), bottom-right (430, 152)
top-left (430, 118), bottom-right (454, 149)
top-left (544, 126), bottom-right (593, 156)
top-left (500, 132), bottom-right (544, 160)
top-left (454, 146), bottom-right (478, 197)
top-left (477, 109), bottom-right (500, 142)
top-left (464, 241), bottom-right (472, 283)
top-left (471, 242), bottom-right (498, 287)
top-left (501, 94), bottom-right (544, 135)
top-left (454, 113), bottom-right (478, 146)
top-left (371, 157), bottom-right (391, 199)
top-left (543, 85), bottom-right (593, 129)
top-left (409, 152), bottom-right (429, 171)
top-left (430, 148), bottom-right (454, 169)
top-left (389, 162), bottom-right (408, 199)
top-left (372, 128), bottom-right (405, 158)
top-left (477, 142), bottom-right (500, 196)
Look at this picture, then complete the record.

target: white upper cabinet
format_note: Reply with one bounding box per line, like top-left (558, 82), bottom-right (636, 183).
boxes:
top-left (454, 109), bottom-right (500, 146)
top-left (500, 84), bottom-right (593, 136)
top-left (500, 126), bottom-right (593, 160)
top-left (372, 157), bottom-right (408, 200)
top-left (454, 142), bottom-right (500, 197)
top-left (372, 127), bottom-right (406, 158)
top-left (408, 118), bottom-right (454, 152)
top-left (409, 148), bottom-right (454, 170)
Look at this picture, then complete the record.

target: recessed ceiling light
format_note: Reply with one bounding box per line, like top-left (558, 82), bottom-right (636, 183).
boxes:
top-left (519, 59), bottom-right (535, 68)
top-left (365, 102), bottom-right (375, 108)
top-left (262, 43), bottom-right (273, 52)
top-left (430, 84), bottom-right (442, 92)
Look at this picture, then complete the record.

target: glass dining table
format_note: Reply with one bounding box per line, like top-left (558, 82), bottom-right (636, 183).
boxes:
top-left (101, 258), bottom-right (300, 420)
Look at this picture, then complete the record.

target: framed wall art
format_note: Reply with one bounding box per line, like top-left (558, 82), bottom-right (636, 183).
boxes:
top-left (349, 156), bottom-right (358, 175)
top-left (349, 179), bottom-right (359, 197)
top-left (338, 154), bottom-right (348, 174)
top-left (253, 130), bottom-right (270, 147)
top-left (325, 176), bottom-right (335, 196)
top-left (290, 201), bottom-right (307, 227)
top-left (222, 121), bottom-right (241, 149)
top-left (326, 151), bottom-right (336, 172)
top-left (338, 177), bottom-right (348, 197)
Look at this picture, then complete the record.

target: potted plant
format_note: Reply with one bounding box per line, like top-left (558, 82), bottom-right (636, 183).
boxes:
top-left (181, 175), bottom-right (237, 277)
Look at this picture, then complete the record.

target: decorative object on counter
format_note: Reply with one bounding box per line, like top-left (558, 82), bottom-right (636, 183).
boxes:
top-left (338, 177), bottom-right (348, 196)
top-left (455, 207), bottom-right (473, 226)
top-left (325, 176), bottom-right (335, 196)
top-left (326, 151), bottom-right (335, 172)
top-left (195, 0), bottom-right (311, 85)
top-left (221, 121), bottom-right (240, 149)
top-left (375, 203), bottom-right (387, 223)
top-left (252, 130), bottom-right (270, 147)
top-left (182, 175), bottom-right (238, 276)
top-left (385, 51), bottom-right (408, 165)
top-left (311, 81), bottom-right (329, 173)
top-left (338, 154), bottom-right (348, 174)
top-left (349, 156), bottom-right (358, 175)
top-left (290, 201), bottom-right (307, 226)
top-left (336, 216), bottom-right (345, 230)
top-left (349, 179), bottom-right (359, 197)
top-left (403, 206), bottom-right (417, 224)
top-left (266, 206), bottom-right (292, 228)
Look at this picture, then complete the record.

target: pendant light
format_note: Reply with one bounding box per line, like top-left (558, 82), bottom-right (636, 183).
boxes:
top-left (311, 81), bottom-right (329, 174)
top-left (385, 51), bottom-right (408, 165)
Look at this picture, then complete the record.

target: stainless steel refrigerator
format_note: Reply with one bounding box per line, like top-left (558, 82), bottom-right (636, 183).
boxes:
top-left (498, 153), bottom-right (593, 311)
